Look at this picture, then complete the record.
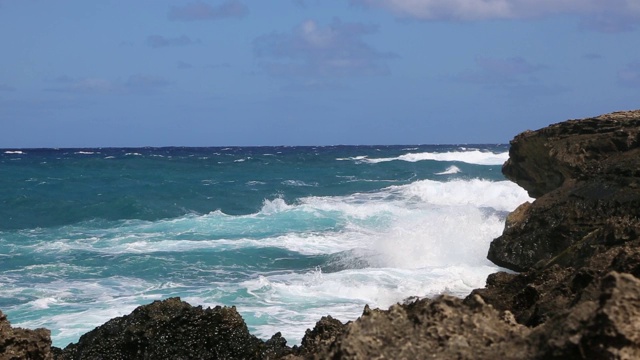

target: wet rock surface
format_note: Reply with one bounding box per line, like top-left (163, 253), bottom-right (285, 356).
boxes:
top-left (6, 110), bottom-right (640, 359)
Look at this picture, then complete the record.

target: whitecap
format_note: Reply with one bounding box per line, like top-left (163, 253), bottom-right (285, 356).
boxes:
top-left (282, 180), bottom-right (317, 187)
top-left (435, 165), bottom-right (461, 175)
top-left (363, 150), bottom-right (509, 166)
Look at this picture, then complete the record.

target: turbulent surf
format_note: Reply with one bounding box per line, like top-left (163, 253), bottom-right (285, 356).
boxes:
top-left (0, 145), bottom-right (531, 347)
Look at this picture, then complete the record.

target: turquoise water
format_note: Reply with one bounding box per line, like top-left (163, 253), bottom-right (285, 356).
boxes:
top-left (0, 145), bottom-right (531, 347)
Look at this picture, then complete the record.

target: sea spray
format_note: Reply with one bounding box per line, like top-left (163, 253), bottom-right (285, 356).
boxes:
top-left (0, 145), bottom-right (531, 347)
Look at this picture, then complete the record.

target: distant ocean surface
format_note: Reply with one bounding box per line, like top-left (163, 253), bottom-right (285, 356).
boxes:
top-left (0, 145), bottom-right (531, 348)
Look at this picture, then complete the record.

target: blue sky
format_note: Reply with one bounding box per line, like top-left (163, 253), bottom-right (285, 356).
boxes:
top-left (1, 0), bottom-right (639, 147)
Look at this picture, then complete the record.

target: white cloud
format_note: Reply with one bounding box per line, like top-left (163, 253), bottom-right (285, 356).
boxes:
top-left (253, 18), bottom-right (396, 79)
top-left (352, 0), bottom-right (640, 31)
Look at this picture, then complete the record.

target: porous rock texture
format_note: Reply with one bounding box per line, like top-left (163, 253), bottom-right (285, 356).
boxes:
top-left (0, 310), bottom-right (53, 360)
top-left (53, 297), bottom-right (292, 360)
top-left (489, 110), bottom-right (640, 271)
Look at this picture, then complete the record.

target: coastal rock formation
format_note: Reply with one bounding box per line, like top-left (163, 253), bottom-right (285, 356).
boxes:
top-left (4, 109), bottom-right (639, 359)
top-left (315, 109), bottom-right (640, 359)
top-left (529, 271), bottom-right (640, 359)
top-left (0, 310), bottom-right (53, 360)
top-left (489, 110), bottom-right (640, 272)
top-left (315, 295), bottom-right (531, 359)
top-left (501, 110), bottom-right (640, 198)
top-left (54, 297), bottom-right (291, 360)
top-left (309, 271), bottom-right (640, 359)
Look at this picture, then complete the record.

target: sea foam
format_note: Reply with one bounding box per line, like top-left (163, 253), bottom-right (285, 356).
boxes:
top-left (2, 146), bottom-right (531, 348)
top-left (340, 150), bottom-right (509, 165)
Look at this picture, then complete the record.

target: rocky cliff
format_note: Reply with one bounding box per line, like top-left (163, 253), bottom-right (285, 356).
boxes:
top-left (3, 110), bottom-right (640, 360)
top-left (489, 110), bottom-right (640, 272)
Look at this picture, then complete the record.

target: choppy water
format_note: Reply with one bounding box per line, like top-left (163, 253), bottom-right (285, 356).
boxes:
top-left (0, 145), bottom-right (531, 347)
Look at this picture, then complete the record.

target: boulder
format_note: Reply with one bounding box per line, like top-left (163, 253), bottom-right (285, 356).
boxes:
top-left (0, 310), bottom-right (53, 360)
top-left (54, 297), bottom-right (291, 360)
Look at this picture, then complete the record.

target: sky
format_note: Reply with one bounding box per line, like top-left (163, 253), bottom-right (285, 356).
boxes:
top-left (1, 0), bottom-right (639, 147)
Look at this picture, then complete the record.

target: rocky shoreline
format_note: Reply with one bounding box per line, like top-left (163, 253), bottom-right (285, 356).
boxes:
top-left (2, 110), bottom-right (640, 359)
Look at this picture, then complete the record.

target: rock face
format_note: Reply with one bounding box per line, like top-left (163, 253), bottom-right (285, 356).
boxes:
top-left (0, 310), bottom-right (53, 360)
top-left (312, 271), bottom-right (640, 360)
top-left (54, 297), bottom-right (291, 360)
top-left (316, 295), bottom-right (532, 360)
top-left (489, 110), bottom-right (640, 272)
top-left (502, 110), bottom-right (640, 199)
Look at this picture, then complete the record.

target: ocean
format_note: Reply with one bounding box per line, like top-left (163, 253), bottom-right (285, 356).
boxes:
top-left (0, 145), bottom-right (531, 348)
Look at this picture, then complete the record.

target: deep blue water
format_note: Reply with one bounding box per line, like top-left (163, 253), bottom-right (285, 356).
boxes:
top-left (0, 145), bottom-right (530, 347)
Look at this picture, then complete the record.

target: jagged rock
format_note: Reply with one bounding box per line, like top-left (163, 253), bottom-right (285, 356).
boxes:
top-left (0, 310), bottom-right (53, 360)
top-left (475, 240), bottom-right (640, 329)
top-left (295, 315), bottom-right (345, 357)
top-left (309, 271), bottom-right (640, 360)
top-left (502, 109), bottom-right (640, 199)
top-left (489, 110), bottom-right (640, 272)
top-left (54, 297), bottom-right (291, 360)
top-left (530, 271), bottom-right (640, 359)
top-left (316, 295), bottom-right (531, 360)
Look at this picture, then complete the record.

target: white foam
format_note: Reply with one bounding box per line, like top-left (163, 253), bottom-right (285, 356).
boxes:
top-left (360, 150), bottom-right (509, 165)
top-left (229, 263), bottom-right (499, 343)
top-left (394, 179), bottom-right (530, 211)
top-left (10, 276), bottom-right (171, 347)
top-left (125, 153), bottom-right (142, 156)
top-left (336, 155), bottom-right (368, 161)
top-left (435, 165), bottom-right (461, 175)
top-left (24, 179), bottom-right (529, 258)
top-left (282, 180), bottom-right (317, 187)
top-left (4, 150), bottom-right (24, 154)
top-left (8, 175), bottom-right (533, 348)
top-left (75, 151), bottom-right (95, 155)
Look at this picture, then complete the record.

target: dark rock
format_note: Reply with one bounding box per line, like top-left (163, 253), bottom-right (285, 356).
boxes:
top-left (317, 295), bottom-right (531, 360)
top-left (471, 265), bottom-right (575, 326)
top-left (54, 297), bottom-right (291, 360)
top-left (479, 240), bottom-right (640, 328)
top-left (489, 110), bottom-right (640, 272)
top-left (0, 310), bottom-right (53, 360)
top-left (294, 315), bottom-right (346, 357)
top-left (310, 271), bottom-right (640, 360)
top-left (530, 271), bottom-right (640, 359)
top-left (502, 110), bottom-right (640, 199)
